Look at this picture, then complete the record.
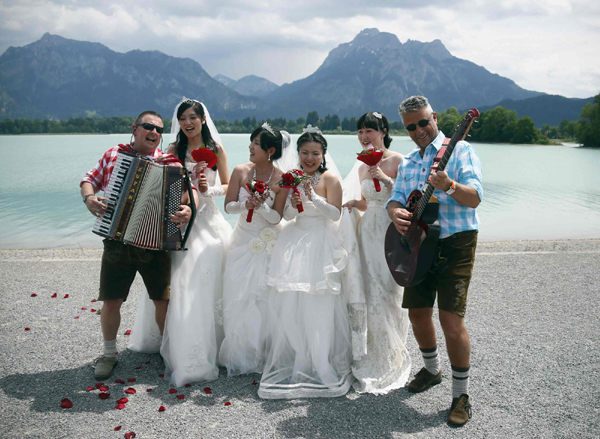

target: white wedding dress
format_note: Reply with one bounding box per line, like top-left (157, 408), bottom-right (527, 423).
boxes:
top-left (219, 187), bottom-right (281, 376)
top-left (258, 189), bottom-right (353, 399)
top-left (128, 162), bottom-right (231, 387)
top-left (351, 179), bottom-right (411, 394)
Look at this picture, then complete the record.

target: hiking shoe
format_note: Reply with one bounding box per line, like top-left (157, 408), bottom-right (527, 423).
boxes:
top-left (448, 394), bottom-right (472, 426)
top-left (93, 356), bottom-right (117, 379)
top-left (407, 367), bottom-right (442, 393)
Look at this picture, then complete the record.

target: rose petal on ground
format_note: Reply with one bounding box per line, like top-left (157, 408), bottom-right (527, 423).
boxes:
top-left (176, 394), bottom-right (184, 400)
top-left (117, 397), bottom-right (129, 404)
top-left (115, 403), bottom-right (126, 410)
top-left (74, 316), bottom-right (79, 319)
top-left (91, 309), bottom-right (96, 313)
top-left (99, 393), bottom-right (110, 400)
top-left (158, 374), bottom-right (164, 378)
top-left (114, 426), bottom-right (122, 431)
top-left (158, 406), bottom-right (166, 412)
top-left (224, 401), bottom-right (231, 406)
top-left (252, 381), bottom-right (258, 386)
top-left (125, 432), bottom-right (136, 439)
top-left (91, 299), bottom-right (97, 302)
top-left (86, 386), bottom-right (94, 392)
top-left (81, 307), bottom-right (87, 310)
top-left (146, 388), bottom-right (153, 392)
top-left (99, 385), bottom-right (109, 392)
top-left (203, 387), bottom-right (211, 393)
top-left (24, 328), bottom-right (30, 331)
top-left (124, 329), bottom-right (131, 335)
top-left (63, 294), bottom-right (69, 299)
top-left (134, 366), bottom-right (142, 370)
top-left (31, 294), bottom-right (37, 297)
top-left (51, 293), bottom-right (57, 298)
top-left (127, 378), bottom-right (136, 383)
top-left (114, 379), bottom-right (125, 384)
top-left (184, 384), bottom-right (191, 388)
top-left (145, 361), bottom-right (150, 364)
top-left (124, 388), bottom-right (136, 394)
top-left (95, 383), bottom-right (104, 389)
top-left (168, 389), bottom-right (177, 394)
top-left (60, 398), bottom-right (73, 408)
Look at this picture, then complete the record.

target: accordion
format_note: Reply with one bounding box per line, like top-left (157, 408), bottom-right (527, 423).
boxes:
top-left (93, 152), bottom-right (196, 251)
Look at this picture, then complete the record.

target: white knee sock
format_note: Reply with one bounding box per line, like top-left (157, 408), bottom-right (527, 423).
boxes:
top-left (451, 365), bottom-right (470, 398)
top-left (420, 346), bottom-right (440, 375)
top-left (103, 339), bottom-right (117, 358)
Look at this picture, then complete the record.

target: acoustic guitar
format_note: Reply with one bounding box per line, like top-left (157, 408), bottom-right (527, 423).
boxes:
top-left (385, 109), bottom-right (480, 287)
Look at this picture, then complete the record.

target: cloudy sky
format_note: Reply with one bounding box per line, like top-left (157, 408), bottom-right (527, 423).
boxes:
top-left (1, 0), bottom-right (598, 98)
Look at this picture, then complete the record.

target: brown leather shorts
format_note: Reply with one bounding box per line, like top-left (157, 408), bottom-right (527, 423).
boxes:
top-left (98, 239), bottom-right (171, 302)
top-left (402, 230), bottom-right (478, 317)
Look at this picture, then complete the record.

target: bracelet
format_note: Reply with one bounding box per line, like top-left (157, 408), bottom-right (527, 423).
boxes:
top-left (384, 178), bottom-right (393, 188)
top-left (82, 194), bottom-right (94, 204)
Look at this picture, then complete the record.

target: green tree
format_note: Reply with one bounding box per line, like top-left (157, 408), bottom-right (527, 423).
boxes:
top-left (306, 111), bottom-right (319, 127)
top-left (511, 116), bottom-right (537, 144)
top-left (437, 107), bottom-right (462, 137)
top-left (576, 94), bottom-right (600, 147)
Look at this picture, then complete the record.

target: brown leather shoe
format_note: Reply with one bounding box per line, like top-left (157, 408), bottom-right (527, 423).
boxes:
top-left (448, 394), bottom-right (472, 426)
top-left (407, 367), bottom-right (442, 393)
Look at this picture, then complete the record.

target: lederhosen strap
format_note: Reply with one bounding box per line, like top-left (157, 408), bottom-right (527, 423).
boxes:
top-left (427, 137), bottom-right (451, 182)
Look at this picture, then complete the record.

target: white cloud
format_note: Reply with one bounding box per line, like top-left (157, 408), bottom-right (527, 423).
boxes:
top-left (0, 0), bottom-right (598, 98)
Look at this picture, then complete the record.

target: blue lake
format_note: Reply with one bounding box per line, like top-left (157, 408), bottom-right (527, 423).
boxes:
top-left (0, 134), bottom-right (599, 248)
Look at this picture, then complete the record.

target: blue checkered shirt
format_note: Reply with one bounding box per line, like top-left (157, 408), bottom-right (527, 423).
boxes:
top-left (386, 132), bottom-right (483, 238)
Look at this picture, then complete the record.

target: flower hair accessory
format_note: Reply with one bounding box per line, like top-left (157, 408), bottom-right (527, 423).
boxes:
top-left (302, 125), bottom-right (322, 135)
top-left (262, 122), bottom-right (276, 136)
top-left (372, 112), bottom-right (382, 119)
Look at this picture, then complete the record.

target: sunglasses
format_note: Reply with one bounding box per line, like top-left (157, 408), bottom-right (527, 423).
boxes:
top-left (404, 113), bottom-right (433, 131)
top-left (138, 123), bottom-right (164, 134)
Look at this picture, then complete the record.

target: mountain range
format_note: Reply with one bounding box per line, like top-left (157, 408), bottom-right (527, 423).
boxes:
top-left (0, 30), bottom-right (592, 125)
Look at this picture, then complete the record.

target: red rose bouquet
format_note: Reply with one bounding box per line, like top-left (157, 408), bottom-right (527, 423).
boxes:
top-left (356, 144), bottom-right (384, 192)
top-left (245, 179), bottom-right (272, 222)
top-left (191, 148), bottom-right (218, 174)
top-left (277, 169), bottom-right (307, 213)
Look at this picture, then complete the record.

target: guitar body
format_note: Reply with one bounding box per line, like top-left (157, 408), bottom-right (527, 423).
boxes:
top-left (385, 200), bottom-right (440, 287)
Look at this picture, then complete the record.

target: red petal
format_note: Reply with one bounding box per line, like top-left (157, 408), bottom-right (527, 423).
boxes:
top-left (63, 294), bottom-right (69, 299)
top-left (168, 389), bottom-right (177, 394)
top-left (252, 381), bottom-right (258, 386)
top-left (81, 307), bottom-right (87, 310)
top-left (176, 394), bottom-right (184, 400)
top-left (51, 293), bottom-right (57, 298)
top-left (158, 374), bottom-right (164, 378)
top-left (124, 388), bottom-right (136, 394)
top-left (158, 406), bottom-right (166, 412)
top-left (114, 426), bottom-right (122, 431)
top-left (224, 402), bottom-right (231, 406)
top-left (91, 309), bottom-right (96, 313)
top-left (96, 383), bottom-right (104, 389)
top-left (146, 388), bottom-right (153, 392)
top-left (184, 384), bottom-right (191, 388)
top-left (203, 387), bottom-right (211, 392)
top-left (74, 316), bottom-right (80, 319)
top-left (117, 397), bottom-right (129, 404)
top-left (31, 294), bottom-right (38, 297)
top-left (86, 386), bottom-right (94, 392)
top-left (60, 398), bottom-right (73, 409)
top-left (115, 403), bottom-right (126, 410)
top-left (145, 361), bottom-right (150, 364)
top-left (127, 378), bottom-right (136, 383)
top-left (134, 366), bottom-right (142, 370)
top-left (124, 330), bottom-right (131, 335)
top-left (99, 393), bottom-right (110, 400)
top-left (99, 385), bottom-right (109, 392)
top-left (24, 328), bottom-right (30, 331)
top-left (91, 299), bottom-right (97, 302)
top-left (114, 379), bottom-right (125, 384)
top-left (125, 433), bottom-right (136, 439)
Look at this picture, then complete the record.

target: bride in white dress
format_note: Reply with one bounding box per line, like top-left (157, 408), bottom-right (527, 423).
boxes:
top-left (342, 111), bottom-right (411, 394)
top-left (219, 123), bottom-right (292, 376)
top-left (258, 126), bottom-right (354, 399)
top-left (129, 98), bottom-right (231, 387)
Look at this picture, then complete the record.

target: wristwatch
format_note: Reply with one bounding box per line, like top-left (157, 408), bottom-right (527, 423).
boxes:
top-left (82, 194), bottom-right (94, 204)
top-left (444, 180), bottom-right (456, 195)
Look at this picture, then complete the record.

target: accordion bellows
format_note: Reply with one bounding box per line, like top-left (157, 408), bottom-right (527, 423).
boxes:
top-left (93, 152), bottom-right (195, 251)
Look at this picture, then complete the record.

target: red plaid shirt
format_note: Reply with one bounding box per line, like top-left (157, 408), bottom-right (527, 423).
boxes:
top-left (80, 144), bottom-right (182, 193)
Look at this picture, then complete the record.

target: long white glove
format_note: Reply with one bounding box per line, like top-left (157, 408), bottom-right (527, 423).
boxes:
top-left (256, 203), bottom-right (281, 224)
top-left (225, 200), bottom-right (245, 215)
top-left (202, 185), bottom-right (226, 197)
top-left (283, 197), bottom-right (298, 221)
top-left (310, 188), bottom-right (341, 221)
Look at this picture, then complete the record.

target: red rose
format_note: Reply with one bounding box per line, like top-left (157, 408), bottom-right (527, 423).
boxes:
top-left (254, 182), bottom-right (265, 194)
top-left (282, 173), bottom-right (295, 185)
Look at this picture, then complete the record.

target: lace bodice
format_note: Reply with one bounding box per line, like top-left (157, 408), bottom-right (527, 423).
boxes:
top-left (361, 179), bottom-right (390, 207)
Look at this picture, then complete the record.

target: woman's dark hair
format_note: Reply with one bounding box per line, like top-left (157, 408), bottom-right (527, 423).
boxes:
top-left (357, 112), bottom-right (392, 149)
top-left (250, 126), bottom-right (284, 161)
top-left (175, 101), bottom-right (218, 171)
top-left (297, 131), bottom-right (328, 173)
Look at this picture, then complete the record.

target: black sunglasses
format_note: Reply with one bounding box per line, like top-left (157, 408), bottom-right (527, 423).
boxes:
top-left (139, 123), bottom-right (164, 134)
top-left (405, 113), bottom-right (433, 131)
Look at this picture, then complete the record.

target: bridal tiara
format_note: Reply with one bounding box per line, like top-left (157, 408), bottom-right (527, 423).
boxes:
top-left (180, 96), bottom-right (202, 105)
top-left (302, 124), bottom-right (322, 135)
top-left (262, 122), bottom-right (276, 136)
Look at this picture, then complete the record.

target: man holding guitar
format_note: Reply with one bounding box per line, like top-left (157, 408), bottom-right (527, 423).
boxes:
top-left (386, 96), bottom-right (482, 426)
